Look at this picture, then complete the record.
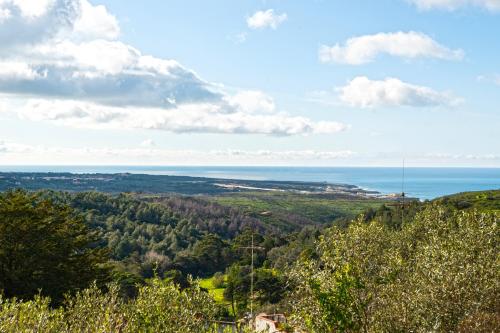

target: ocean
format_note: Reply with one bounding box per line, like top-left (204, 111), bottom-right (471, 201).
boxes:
top-left (1, 166), bottom-right (499, 199)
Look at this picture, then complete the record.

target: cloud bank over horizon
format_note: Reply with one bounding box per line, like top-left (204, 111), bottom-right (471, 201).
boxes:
top-left (0, 140), bottom-right (357, 165)
top-left (2, 140), bottom-right (498, 166)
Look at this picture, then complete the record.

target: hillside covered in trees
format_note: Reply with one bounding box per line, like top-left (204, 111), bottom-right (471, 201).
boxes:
top-left (0, 188), bottom-right (498, 332)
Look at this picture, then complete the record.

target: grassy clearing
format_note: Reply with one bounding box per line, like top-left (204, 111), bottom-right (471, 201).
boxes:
top-left (198, 276), bottom-right (226, 303)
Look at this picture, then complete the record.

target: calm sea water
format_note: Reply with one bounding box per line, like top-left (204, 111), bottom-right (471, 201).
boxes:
top-left (0, 166), bottom-right (499, 199)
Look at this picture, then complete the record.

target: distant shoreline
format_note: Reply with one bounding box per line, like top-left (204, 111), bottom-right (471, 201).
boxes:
top-left (0, 171), bottom-right (399, 200)
top-left (0, 166), bottom-right (499, 199)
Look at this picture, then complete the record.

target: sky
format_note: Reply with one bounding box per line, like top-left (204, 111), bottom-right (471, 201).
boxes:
top-left (0, 0), bottom-right (499, 166)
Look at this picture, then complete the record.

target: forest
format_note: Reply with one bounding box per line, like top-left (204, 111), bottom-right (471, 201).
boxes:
top-left (0, 187), bottom-right (498, 332)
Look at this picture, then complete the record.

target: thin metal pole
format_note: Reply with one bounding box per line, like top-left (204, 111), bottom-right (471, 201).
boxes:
top-left (238, 234), bottom-right (264, 327)
top-left (250, 233), bottom-right (254, 321)
top-left (401, 159), bottom-right (405, 225)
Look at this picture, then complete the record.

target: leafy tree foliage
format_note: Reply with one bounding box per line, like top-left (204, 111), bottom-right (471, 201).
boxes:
top-left (224, 264), bottom-right (287, 316)
top-left (212, 272), bottom-right (225, 289)
top-left (288, 206), bottom-right (499, 332)
top-left (0, 278), bottom-right (220, 333)
top-left (0, 190), bottom-right (108, 303)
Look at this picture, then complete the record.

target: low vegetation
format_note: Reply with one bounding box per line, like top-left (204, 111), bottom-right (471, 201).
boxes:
top-left (0, 279), bottom-right (221, 333)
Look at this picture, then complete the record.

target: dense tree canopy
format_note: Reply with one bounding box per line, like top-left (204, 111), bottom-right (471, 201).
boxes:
top-left (0, 190), bottom-right (108, 303)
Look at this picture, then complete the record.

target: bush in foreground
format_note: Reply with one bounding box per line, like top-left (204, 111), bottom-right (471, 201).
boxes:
top-left (288, 206), bottom-right (499, 332)
top-left (0, 278), bottom-right (221, 333)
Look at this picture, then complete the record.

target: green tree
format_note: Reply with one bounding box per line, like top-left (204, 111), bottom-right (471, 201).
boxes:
top-left (0, 190), bottom-right (108, 303)
top-left (288, 207), bottom-right (499, 332)
top-left (224, 264), bottom-right (251, 316)
top-left (254, 268), bottom-right (286, 305)
top-left (212, 271), bottom-right (225, 288)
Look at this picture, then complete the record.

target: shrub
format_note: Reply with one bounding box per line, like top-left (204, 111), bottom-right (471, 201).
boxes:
top-left (0, 278), bottom-right (221, 332)
top-left (289, 207), bottom-right (499, 332)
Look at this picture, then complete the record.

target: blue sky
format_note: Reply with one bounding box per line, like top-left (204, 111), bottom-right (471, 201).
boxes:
top-left (0, 0), bottom-right (499, 166)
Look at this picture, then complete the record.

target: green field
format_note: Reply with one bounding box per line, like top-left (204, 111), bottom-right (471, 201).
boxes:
top-left (198, 276), bottom-right (226, 303)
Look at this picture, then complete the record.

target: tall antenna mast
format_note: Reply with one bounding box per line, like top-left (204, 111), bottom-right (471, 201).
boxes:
top-left (250, 234), bottom-right (254, 319)
top-left (401, 159), bottom-right (405, 224)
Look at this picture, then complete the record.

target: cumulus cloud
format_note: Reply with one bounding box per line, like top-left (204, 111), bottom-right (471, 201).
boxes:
top-left (319, 31), bottom-right (464, 65)
top-left (0, 0), bottom-right (345, 135)
top-left (408, 0), bottom-right (500, 11)
top-left (8, 98), bottom-right (347, 135)
top-left (0, 0), bottom-right (118, 46)
top-left (337, 76), bottom-right (461, 108)
top-left (247, 9), bottom-right (287, 29)
top-left (225, 90), bottom-right (275, 114)
top-left (0, 39), bottom-right (221, 108)
top-left (0, 61), bottom-right (43, 79)
top-left (0, 0), bottom-right (75, 49)
top-left (72, 0), bottom-right (119, 39)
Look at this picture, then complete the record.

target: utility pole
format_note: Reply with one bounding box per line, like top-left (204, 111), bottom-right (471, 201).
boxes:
top-left (239, 233), bottom-right (264, 326)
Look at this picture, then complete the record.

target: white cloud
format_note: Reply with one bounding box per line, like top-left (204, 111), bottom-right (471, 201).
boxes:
top-left (247, 9), bottom-right (287, 30)
top-left (0, 0), bottom-right (345, 136)
top-left (0, 0), bottom-right (78, 48)
top-left (425, 152), bottom-right (488, 159)
top-left (0, 7), bottom-right (11, 22)
top-left (477, 74), bottom-right (500, 85)
top-left (0, 141), bottom-right (356, 165)
top-left (3, 140), bottom-right (499, 166)
top-left (7, 0), bottom-right (54, 18)
top-left (0, 61), bottom-right (43, 79)
top-left (140, 139), bottom-right (155, 147)
top-left (0, 0), bottom-right (118, 39)
top-left (337, 76), bottom-right (461, 108)
top-left (225, 91), bottom-right (275, 114)
top-left (319, 31), bottom-right (464, 65)
top-left (6, 98), bottom-right (347, 136)
top-left (408, 0), bottom-right (500, 11)
top-left (235, 32), bottom-right (247, 43)
top-left (73, 0), bottom-right (119, 40)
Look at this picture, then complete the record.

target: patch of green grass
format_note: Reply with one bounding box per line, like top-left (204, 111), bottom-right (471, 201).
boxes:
top-left (198, 275), bottom-right (233, 315)
top-left (210, 288), bottom-right (225, 303)
top-left (198, 276), bottom-right (226, 303)
top-left (198, 277), bottom-right (214, 289)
